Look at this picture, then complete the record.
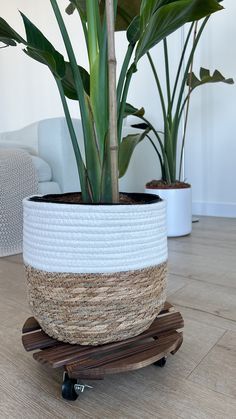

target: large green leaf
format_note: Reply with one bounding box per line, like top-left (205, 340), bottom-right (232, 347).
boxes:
top-left (119, 128), bottom-right (150, 177)
top-left (61, 62), bottom-right (90, 99)
top-left (187, 67), bottom-right (234, 90)
top-left (21, 12), bottom-right (65, 79)
top-left (135, 0), bottom-right (223, 61)
top-left (0, 17), bottom-right (26, 45)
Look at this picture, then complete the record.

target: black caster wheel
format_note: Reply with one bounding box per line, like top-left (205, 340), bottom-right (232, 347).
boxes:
top-left (154, 356), bottom-right (167, 368)
top-left (62, 373), bottom-right (78, 401)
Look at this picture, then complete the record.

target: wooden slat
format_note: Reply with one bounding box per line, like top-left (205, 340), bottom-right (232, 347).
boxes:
top-left (22, 330), bottom-right (60, 351)
top-left (33, 311), bottom-right (184, 368)
top-left (71, 332), bottom-right (181, 370)
top-left (67, 333), bottom-right (183, 378)
top-left (22, 317), bottom-right (41, 333)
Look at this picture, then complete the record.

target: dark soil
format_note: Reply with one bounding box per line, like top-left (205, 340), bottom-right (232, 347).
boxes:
top-left (30, 192), bottom-right (162, 205)
top-left (146, 180), bottom-right (191, 190)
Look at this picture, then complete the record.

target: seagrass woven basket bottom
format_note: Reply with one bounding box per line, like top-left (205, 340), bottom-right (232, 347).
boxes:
top-left (25, 262), bottom-right (167, 346)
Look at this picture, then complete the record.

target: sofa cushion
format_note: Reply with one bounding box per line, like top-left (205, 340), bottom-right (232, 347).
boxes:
top-left (0, 142), bottom-right (36, 155)
top-left (31, 155), bottom-right (52, 182)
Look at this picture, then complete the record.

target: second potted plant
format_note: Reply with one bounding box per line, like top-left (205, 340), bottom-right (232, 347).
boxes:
top-left (122, 11), bottom-right (233, 236)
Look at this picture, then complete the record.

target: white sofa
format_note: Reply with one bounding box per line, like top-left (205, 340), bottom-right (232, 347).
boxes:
top-left (0, 117), bottom-right (82, 194)
top-left (0, 117), bottom-right (82, 256)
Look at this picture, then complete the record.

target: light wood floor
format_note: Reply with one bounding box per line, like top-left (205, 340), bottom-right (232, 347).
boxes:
top-left (0, 216), bottom-right (236, 419)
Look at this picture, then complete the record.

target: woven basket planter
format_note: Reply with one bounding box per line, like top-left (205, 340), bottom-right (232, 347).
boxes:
top-left (23, 193), bottom-right (167, 346)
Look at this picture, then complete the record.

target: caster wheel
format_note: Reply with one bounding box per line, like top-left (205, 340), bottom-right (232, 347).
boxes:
top-left (154, 356), bottom-right (167, 368)
top-left (62, 373), bottom-right (78, 401)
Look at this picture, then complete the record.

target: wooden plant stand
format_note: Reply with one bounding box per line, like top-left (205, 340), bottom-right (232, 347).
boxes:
top-left (22, 302), bottom-right (184, 401)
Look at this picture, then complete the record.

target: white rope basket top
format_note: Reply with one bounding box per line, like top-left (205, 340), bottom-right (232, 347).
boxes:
top-left (23, 197), bottom-right (167, 274)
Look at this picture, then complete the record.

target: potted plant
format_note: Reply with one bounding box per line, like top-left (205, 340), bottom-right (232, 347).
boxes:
top-left (121, 9), bottom-right (233, 237)
top-left (0, 0), bottom-right (223, 345)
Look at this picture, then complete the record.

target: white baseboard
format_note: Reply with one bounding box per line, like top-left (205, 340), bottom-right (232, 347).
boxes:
top-left (192, 201), bottom-right (236, 218)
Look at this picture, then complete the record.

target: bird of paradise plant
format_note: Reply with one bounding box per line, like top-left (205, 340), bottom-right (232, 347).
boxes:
top-left (0, 0), bottom-right (224, 202)
top-left (125, 5), bottom-right (233, 185)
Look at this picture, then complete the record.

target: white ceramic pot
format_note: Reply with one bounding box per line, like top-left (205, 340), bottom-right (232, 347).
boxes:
top-left (145, 187), bottom-right (192, 237)
top-left (23, 193), bottom-right (168, 345)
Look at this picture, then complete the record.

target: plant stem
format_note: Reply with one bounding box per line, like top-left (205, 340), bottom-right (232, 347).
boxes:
top-left (146, 49), bottom-right (174, 179)
top-left (141, 117), bottom-right (171, 183)
top-left (171, 22), bottom-right (194, 110)
top-left (50, 0), bottom-right (101, 202)
top-left (175, 17), bottom-right (209, 123)
top-left (117, 64), bottom-right (135, 143)
top-left (146, 134), bottom-right (164, 177)
top-left (163, 38), bottom-right (171, 124)
top-left (56, 79), bottom-right (92, 201)
top-left (87, 0), bottom-right (98, 67)
top-left (141, 116), bottom-right (165, 155)
top-left (179, 21), bottom-right (198, 180)
top-left (105, 0), bottom-right (119, 203)
top-left (172, 17), bottom-right (209, 180)
top-left (50, 0), bottom-right (88, 140)
top-left (147, 51), bottom-right (167, 123)
top-left (117, 43), bottom-right (134, 105)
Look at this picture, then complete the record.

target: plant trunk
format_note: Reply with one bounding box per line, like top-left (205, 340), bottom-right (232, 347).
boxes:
top-left (105, 0), bottom-right (119, 203)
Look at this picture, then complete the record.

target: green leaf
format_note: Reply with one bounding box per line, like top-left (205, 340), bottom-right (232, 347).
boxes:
top-left (24, 47), bottom-right (61, 76)
top-left (127, 16), bottom-right (141, 45)
top-left (61, 62), bottom-right (90, 100)
top-left (20, 12), bottom-right (65, 78)
top-left (124, 103), bottom-right (145, 118)
top-left (0, 37), bottom-right (17, 46)
top-left (187, 67), bottom-right (234, 89)
top-left (66, 0), bottom-right (86, 15)
top-left (0, 17), bottom-right (26, 45)
top-left (65, 3), bottom-right (76, 15)
top-left (66, 0), bottom-right (86, 16)
top-left (135, 0), bottom-right (223, 61)
top-left (131, 122), bottom-right (149, 130)
top-left (140, 1), bottom-right (172, 31)
top-left (116, 1), bottom-right (142, 31)
top-left (119, 128), bottom-right (150, 177)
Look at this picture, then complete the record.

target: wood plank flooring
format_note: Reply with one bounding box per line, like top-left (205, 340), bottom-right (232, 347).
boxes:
top-left (0, 216), bottom-right (236, 418)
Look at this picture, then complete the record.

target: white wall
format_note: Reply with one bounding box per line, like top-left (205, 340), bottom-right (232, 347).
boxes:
top-left (185, 0), bottom-right (236, 217)
top-left (0, 1), bottom-right (235, 216)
